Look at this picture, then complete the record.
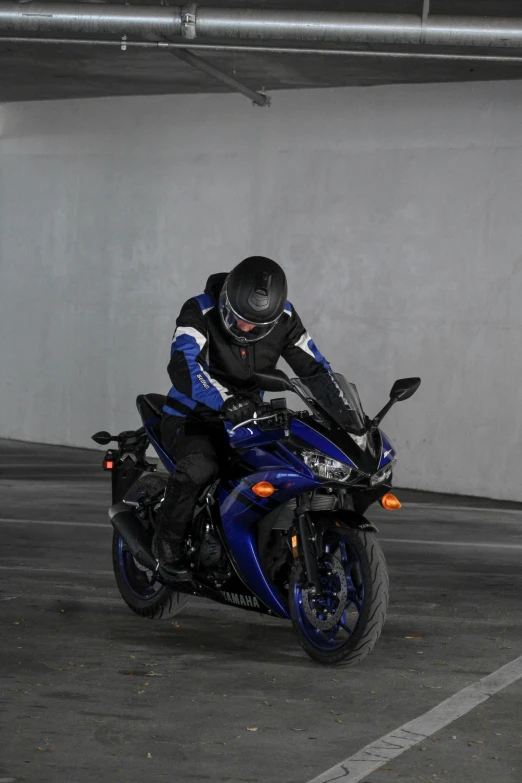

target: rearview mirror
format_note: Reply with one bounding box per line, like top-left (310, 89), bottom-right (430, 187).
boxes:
top-left (390, 377), bottom-right (421, 401)
top-left (253, 369), bottom-right (293, 392)
top-left (91, 431), bottom-right (113, 445)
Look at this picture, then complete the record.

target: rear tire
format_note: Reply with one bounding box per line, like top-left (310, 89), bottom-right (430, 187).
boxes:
top-left (112, 473), bottom-right (190, 620)
top-left (289, 525), bottom-right (388, 666)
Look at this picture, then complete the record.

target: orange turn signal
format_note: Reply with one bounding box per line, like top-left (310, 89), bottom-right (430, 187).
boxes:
top-left (252, 481), bottom-right (276, 498)
top-left (381, 493), bottom-right (402, 510)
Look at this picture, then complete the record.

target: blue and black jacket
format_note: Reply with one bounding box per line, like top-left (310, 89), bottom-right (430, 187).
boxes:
top-left (164, 273), bottom-right (331, 419)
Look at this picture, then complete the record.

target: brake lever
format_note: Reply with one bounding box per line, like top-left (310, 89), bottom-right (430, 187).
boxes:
top-left (228, 412), bottom-right (276, 435)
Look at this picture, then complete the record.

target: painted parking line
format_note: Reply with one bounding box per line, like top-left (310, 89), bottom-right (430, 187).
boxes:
top-left (0, 564), bottom-right (113, 576)
top-left (382, 502), bottom-right (522, 516)
top-left (0, 462), bottom-right (100, 467)
top-left (0, 591), bottom-right (121, 606)
top-left (305, 655), bottom-right (522, 783)
top-left (376, 514), bottom-right (522, 525)
top-left (0, 517), bottom-right (108, 528)
top-left (379, 537), bottom-right (522, 550)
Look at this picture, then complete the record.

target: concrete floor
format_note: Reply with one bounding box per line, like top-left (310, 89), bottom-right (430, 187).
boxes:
top-left (1, 438), bottom-right (521, 783)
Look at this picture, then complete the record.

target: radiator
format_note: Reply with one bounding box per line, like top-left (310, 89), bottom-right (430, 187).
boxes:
top-left (272, 492), bottom-right (336, 530)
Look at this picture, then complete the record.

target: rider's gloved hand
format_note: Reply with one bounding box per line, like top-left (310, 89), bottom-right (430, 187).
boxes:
top-left (222, 394), bottom-right (257, 426)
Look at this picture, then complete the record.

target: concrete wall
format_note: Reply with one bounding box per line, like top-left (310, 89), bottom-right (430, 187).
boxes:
top-left (1, 80), bottom-right (522, 500)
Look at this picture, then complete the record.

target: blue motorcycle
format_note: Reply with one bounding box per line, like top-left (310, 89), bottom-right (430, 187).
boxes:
top-left (93, 370), bottom-right (420, 666)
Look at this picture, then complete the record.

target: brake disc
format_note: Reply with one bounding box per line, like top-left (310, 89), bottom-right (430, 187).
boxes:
top-left (301, 555), bottom-right (348, 631)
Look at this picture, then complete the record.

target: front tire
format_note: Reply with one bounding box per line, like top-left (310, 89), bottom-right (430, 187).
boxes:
top-left (112, 473), bottom-right (189, 620)
top-left (289, 525), bottom-right (388, 666)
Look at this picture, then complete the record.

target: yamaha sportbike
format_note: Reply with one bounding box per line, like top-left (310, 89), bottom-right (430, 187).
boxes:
top-left (92, 370), bottom-right (420, 666)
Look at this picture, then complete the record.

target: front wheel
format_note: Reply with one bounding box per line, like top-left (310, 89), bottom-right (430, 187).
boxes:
top-left (289, 525), bottom-right (388, 666)
top-left (112, 473), bottom-right (190, 620)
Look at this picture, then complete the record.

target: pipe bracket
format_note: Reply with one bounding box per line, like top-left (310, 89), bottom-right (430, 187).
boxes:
top-left (181, 3), bottom-right (197, 39)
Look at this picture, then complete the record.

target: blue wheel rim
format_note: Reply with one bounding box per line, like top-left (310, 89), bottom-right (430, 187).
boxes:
top-left (294, 532), bottom-right (365, 652)
top-left (116, 493), bottom-right (162, 601)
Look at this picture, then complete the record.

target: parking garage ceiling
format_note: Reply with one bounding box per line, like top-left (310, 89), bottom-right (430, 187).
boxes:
top-left (2, 0), bottom-right (522, 102)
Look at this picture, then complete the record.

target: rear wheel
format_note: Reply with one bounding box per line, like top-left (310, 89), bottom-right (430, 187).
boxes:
top-left (289, 524), bottom-right (388, 666)
top-left (112, 473), bottom-right (189, 620)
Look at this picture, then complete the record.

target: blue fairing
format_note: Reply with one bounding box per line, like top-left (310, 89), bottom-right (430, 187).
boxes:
top-left (145, 408), bottom-right (385, 619)
top-left (146, 414), bottom-right (323, 617)
top-left (227, 421), bottom-right (285, 452)
top-left (219, 469), bottom-right (321, 617)
top-left (291, 418), bottom-right (356, 467)
top-left (378, 430), bottom-right (396, 470)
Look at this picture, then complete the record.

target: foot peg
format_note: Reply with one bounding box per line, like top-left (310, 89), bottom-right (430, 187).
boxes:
top-left (158, 563), bottom-right (193, 583)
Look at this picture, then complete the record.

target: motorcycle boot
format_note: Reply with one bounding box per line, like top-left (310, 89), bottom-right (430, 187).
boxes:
top-left (152, 504), bottom-right (192, 581)
top-left (152, 532), bottom-right (192, 581)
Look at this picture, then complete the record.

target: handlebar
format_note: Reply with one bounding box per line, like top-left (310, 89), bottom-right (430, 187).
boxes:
top-left (225, 399), bottom-right (290, 434)
top-left (228, 410), bottom-right (280, 435)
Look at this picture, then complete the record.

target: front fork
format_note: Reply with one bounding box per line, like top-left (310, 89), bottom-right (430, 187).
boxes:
top-left (295, 494), bottom-right (321, 593)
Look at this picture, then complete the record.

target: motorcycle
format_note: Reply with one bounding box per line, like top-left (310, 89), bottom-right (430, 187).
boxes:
top-left (92, 369), bottom-right (420, 666)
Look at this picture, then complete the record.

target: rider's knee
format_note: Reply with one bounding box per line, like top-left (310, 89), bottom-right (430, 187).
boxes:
top-left (175, 452), bottom-right (218, 487)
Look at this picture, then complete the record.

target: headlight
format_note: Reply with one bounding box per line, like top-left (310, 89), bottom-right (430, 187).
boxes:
top-left (301, 450), bottom-right (352, 482)
top-left (370, 458), bottom-right (396, 486)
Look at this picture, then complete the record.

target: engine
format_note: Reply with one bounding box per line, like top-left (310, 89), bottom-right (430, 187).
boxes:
top-left (199, 528), bottom-right (223, 568)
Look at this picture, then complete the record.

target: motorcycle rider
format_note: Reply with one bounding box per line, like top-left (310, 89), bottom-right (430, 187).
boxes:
top-left (153, 256), bottom-right (332, 579)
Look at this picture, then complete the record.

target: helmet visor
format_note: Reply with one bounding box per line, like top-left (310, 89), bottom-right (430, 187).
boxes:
top-left (219, 286), bottom-right (280, 344)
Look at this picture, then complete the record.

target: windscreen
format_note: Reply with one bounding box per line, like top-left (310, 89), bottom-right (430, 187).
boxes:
top-left (292, 373), bottom-right (366, 433)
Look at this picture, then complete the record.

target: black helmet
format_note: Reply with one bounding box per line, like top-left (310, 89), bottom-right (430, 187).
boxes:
top-left (219, 256), bottom-right (288, 345)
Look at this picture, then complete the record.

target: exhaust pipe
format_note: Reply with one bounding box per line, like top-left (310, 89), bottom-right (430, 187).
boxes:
top-left (109, 502), bottom-right (158, 572)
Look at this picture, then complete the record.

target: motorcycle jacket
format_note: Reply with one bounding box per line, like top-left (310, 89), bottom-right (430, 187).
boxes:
top-left (163, 272), bottom-right (331, 419)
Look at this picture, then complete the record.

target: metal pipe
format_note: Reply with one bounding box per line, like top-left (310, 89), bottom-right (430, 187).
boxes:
top-left (2, 4), bottom-right (522, 50)
top-left (195, 9), bottom-right (419, 45)
top-left (0, 1), bottom-right (182, 37)
top-left (193, 8), bottom-right (522, 49)
top-left (170, 47), bottom-right (270, 106)
top-left (3, 36), bottom-right (522, 66)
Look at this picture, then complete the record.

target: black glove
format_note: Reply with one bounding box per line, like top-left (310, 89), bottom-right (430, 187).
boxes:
top-left (222, 394), bottom-right (257, 426)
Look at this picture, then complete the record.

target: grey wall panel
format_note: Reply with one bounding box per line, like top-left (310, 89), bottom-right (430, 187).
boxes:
top-left (1, 81), bottom-right (521, 499)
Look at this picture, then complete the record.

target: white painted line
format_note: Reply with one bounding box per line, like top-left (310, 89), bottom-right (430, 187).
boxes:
top-left (0, 592), bottom-right (120, 606)
top-left (0, 564), bottom-right (113, 576)
top-left (0, 517), bottom-right (108, 528)
top-left (377, 517), bottom-right (522, 527)
top-left (379, 537), bottom-right (522, 550)
top-left (0, 487), bottom-right (110, 494)
top-left (0, 462), bottom-right (100, 467)
top-left (386, 502), bottom-right (522, 516)
top-left (305, 655), bottom-right (522, 783)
